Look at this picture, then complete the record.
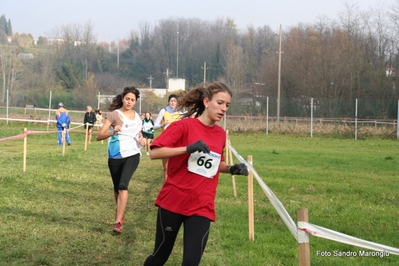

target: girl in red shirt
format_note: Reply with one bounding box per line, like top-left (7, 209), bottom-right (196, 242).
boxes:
top-left (144, 82), bottom-right (248, 266)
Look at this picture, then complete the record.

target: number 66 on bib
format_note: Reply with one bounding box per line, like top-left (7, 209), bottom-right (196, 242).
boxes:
top-left (187, 151), bottom-right (221, 178)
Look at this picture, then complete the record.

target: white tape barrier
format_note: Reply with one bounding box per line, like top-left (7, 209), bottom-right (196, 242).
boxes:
top-left (70, 124), bottom-right (86, 130)
top-left (298, 221), bottom-right (399, 255)
top-left (0, 118), bottom-right (100, 129)
top-left (228, 141), bottom-right (399, 255)
top-left (228, 143), bottom-right (298, 241)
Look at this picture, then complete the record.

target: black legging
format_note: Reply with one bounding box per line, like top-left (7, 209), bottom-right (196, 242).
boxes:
top-left (108, 154), bottom-right (140, 193)
top-left (144, 207), bottom-right (211, 266)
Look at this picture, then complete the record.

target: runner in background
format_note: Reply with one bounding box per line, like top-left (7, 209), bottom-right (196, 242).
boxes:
top-left (153, 94), bottom-right (182, 181)
top-left (96, 86), bottom-right (145, 234)
top-left (95, 109), bottom-right (103, 131)
top-left (142, 112), bottom-right (154, 156)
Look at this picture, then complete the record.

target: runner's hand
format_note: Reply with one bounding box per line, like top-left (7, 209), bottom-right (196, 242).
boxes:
top-left (228, 163), bottom-right (248, 176)
top-left (186, 140), bottom-right (210, 154)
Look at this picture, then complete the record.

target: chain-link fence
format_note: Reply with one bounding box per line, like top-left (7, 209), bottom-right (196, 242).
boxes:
top-left (229, 96), bottom-right (398, 119)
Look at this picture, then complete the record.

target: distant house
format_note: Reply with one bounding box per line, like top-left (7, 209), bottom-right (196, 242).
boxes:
top-left (48, 38), bottom-right (65, 45)
top-left (17, 53), bottom-right (34, 59)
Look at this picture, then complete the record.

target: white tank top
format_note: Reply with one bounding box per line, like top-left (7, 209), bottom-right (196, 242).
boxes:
top-left (108, 110), bottom-right (142, 158)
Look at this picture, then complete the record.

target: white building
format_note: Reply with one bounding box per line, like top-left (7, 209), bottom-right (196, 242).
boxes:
top-left (168, 78), bottom-right (186, 92)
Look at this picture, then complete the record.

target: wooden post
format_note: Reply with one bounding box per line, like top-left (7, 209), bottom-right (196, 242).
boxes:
top-left (248, 155), bottom-right (254, 241)
top-left (298, 208), bottom-right (310, 266)
top-left (225, 131), bottom-right (230, 165)
top-left (23, 128), bottom-right (27, 172)
top-left (84, 123), bottom-right (89, 151)
top-left (62, 128), bottom-right (66, 156)
top-left (229, 139), bottom-right (237, 198)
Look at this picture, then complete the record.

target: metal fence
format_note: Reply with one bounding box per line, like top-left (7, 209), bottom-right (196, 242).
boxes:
top-left (1, 94), bottom-right (398, 139)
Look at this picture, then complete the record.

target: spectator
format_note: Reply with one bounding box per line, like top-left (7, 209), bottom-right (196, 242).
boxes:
top-left (83, 106), bottom-right (97, 144)
top-left (55, 102), bottom-right (71, 146)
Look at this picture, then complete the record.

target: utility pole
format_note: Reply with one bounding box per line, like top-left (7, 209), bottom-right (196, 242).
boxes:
top-left (201, 61), bottom-right (208, 84)
top-left (176, 31), bottom-right (179, 78)
top-left (117, 38), bottom-right (120, 68)
top-left (148, 75), bottom-right (154, 89)
top-left (164, 68), bottom-right (170, 93)
top-left (276, 25), bottom-right (283, 123)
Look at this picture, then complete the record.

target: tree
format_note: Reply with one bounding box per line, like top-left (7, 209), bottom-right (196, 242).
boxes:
top-left (223, 41), bottom-right (248, 99)
top-left (56, 62), bottom-right (83, 90)
top-left (0, 15), bottom-right (7, 35)
top-left (0, 29), bottom-right (7, 44)
top-left (37, 36), bottom-right (48, 46)
top-left (72, 72), bottom-right (98, 109)
top-left (13, 33), bottom-right (34, 47)
top-left (7, 19), bottom-right (12, 36)
top-left (0, 45), bottom-right (23, 106)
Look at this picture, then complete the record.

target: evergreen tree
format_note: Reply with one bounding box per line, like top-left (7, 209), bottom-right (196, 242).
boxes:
top-left (0, 15), bottom-right (7, 34)
top-left (7, 19), bottom-right (12, 36)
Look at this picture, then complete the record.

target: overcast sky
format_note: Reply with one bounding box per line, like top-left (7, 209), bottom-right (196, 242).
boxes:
top-left (3, 0), bottom-right (393, 42)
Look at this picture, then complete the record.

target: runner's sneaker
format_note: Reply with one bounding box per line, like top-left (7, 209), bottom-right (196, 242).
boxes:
top-left (113, 222), bottom-right (122, 234)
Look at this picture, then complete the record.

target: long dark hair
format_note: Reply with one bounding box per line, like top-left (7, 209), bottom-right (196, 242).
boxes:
top-left (178, 82), bottom-right (232, 119)
top-left (109, 86), bottom-right (140, 111)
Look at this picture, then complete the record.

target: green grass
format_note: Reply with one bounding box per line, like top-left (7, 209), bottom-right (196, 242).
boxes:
top-left (0, 123), bottom-right (398, 265)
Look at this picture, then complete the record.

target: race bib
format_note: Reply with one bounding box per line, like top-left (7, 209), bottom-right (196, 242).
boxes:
top-left (143, 124), bottom-right (152, 131)
top-left (188, 151), bottom-right (221, 178)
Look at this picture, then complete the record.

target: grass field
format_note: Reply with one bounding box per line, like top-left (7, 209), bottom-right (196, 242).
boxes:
top-left (0, 122), bottom-right (398, 266)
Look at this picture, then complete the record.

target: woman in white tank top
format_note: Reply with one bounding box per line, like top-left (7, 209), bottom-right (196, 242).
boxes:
top-left (96, 86), bottom-right (146, 234)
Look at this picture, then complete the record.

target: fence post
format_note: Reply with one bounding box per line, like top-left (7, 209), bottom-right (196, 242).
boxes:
top-left (62, 129), bottom-right (66, 156)
top-left (84, 123), bottom-right (89, 151)
top-left (355, 99), bottom-right (358, 140)
top-left (310, 98), bottom-right (313, 138)
top-left (298, 208), bottom-right (310, 266)
top-left (229, 140), bottom-right (237, 198)
top-left (397, 100), bottom-right (399, 139)
top-left (47, 91), bottom-right (52, 131)
top-left (248, 155), bottom-right (254, 241)
top-left (266, 96), bottom-right (269, 135)
top-left (23, 128), bottom-right (27, 172)
top-left (225, 131), bottom-right (229, 165)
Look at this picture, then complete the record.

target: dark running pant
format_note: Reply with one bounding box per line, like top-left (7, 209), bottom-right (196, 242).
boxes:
top-left (144, 207), bottom-right (211, 266)
top-left (108, 154), bottom-right (140, 193)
